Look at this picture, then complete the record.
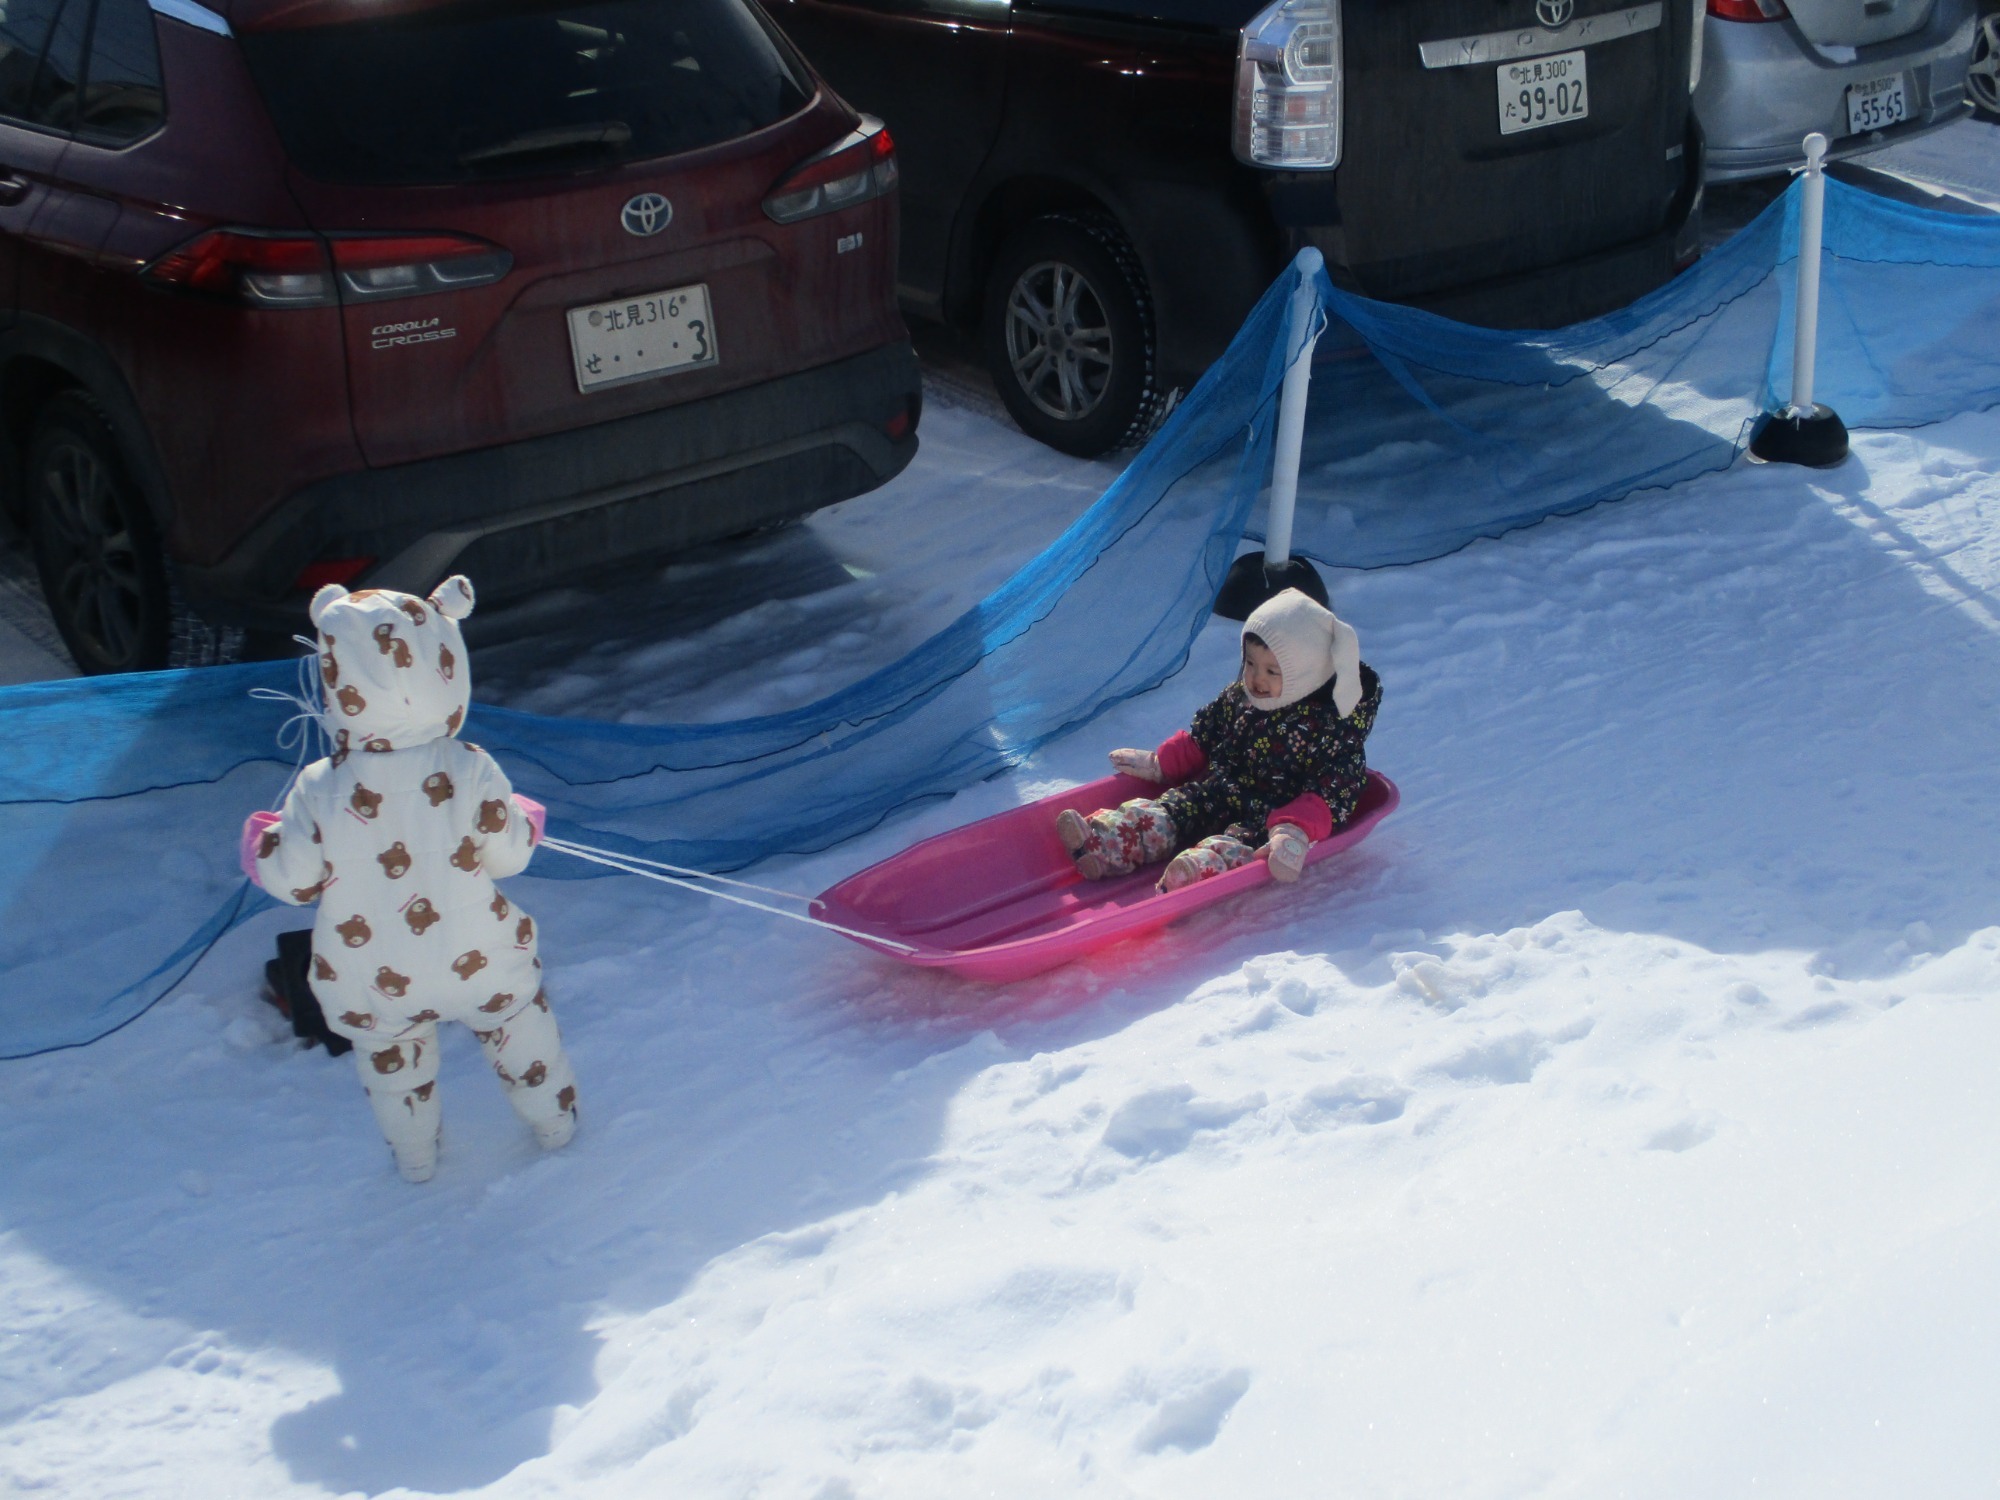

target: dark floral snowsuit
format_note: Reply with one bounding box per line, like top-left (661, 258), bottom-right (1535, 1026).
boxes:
top-left (1159, 663), bottom-right (1383, 846)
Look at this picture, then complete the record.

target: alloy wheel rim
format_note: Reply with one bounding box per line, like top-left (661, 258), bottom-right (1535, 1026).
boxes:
top-left (1004, 258), bottom-right (1115, 423)
top-left (1972, 13), bottom-right (2000, 114)
top-left (42, 439), bottom-right (145, 666)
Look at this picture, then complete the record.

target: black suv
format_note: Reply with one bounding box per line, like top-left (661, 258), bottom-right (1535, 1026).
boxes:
top-left (774, 0), bottom-right (1706, 455)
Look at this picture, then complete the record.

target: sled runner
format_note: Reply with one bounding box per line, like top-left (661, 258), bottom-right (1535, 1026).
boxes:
top-left (815, 769), bottom-right (1399, 982)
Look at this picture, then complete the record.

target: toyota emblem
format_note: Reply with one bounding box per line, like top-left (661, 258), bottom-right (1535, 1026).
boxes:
top-left (620, 193), bottom-right (672, 237)
top-left (1536, 0), bottom-right (1574, 27)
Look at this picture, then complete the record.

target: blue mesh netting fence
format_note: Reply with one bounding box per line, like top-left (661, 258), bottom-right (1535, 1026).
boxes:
top-left (5, 177), bottom-right (1999, 1056)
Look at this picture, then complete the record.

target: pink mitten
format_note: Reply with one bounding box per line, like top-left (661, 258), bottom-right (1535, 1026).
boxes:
top-left (240, 810), bottom-right (280, 885)
top-left (1265, 823), bottom-right (1310, 883)
top-left (512, 793), bottom-right (546, 845)
top-left (1108, 748), bottom-right (1163, 782)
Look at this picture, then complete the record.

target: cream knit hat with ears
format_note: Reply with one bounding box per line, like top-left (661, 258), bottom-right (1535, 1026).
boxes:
top-left (1242, 588), bottom-right (1363, 716)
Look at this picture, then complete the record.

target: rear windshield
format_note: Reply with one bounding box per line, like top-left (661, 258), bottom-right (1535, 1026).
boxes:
top-left (242, 0), bottom-right (814, 185)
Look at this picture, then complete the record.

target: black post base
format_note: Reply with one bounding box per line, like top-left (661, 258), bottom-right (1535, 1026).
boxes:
top-left (1749, 404), bottom-right (1849, 468)
top-left (1213, 551), bottom-right (1329, 621)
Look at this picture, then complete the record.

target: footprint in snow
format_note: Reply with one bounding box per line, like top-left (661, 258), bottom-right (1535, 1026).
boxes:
top-left (1428, 1030), bottom-right (1553, 1086)
top-left (1782, 1000), bottom-right (1852, 1030)
top-left (1644, 1115), bottom-right (1717, 1153)
top-left (1101, 1086), bottom-right (1265, 1161)
top-left (1290, 1076), bottom-right (1408, 1130)
top-left (1134, 1369), bottom-right (1251, 1455)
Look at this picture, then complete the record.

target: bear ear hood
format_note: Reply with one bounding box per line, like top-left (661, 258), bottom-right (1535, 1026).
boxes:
top-left (429, 574), bottom-right (475, 621)
top-left (309, 584), bottom-right (349, 631)
top-left (312, 584), bottom-right (474, 752)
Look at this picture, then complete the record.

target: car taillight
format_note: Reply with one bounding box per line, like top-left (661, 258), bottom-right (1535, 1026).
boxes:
top-left (1707, 0), bottom-right (1787, 20)
top-left (291, 556), bottom-right (375, 592)
top-left (763, 116), bottom-right (897, 224)
top-left (1234, 0), bottom-right (1343, 170)
top-left (144, 231), bottom-right (334, 307)
top-left (144, 229), bottom-right (511, 307)
top-left (331, 235), bottom-right (513, 301)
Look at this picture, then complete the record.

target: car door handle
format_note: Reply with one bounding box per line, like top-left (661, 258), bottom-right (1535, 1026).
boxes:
top-left (0, 174), bottom-right (30, 207)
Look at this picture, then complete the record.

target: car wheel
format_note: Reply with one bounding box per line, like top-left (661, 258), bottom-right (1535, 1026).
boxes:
top-left (27, 392), bottom-right (173, 675)
top-left (983, 213), bottom-right (1164, 458)
top-left (1970, 8), bottom-right (2000, 122)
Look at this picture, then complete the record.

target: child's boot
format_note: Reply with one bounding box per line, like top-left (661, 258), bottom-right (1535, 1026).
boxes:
top-left (1156, 835), bottom-right (1257, 893)
top-left (393, 1132), bottom-right (440, 1184)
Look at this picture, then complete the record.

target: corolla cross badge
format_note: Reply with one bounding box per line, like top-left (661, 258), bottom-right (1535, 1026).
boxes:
top-left (1536, 0), bottom-right (1574, 27)
top-left (620, 193), bottom-right (672, 237)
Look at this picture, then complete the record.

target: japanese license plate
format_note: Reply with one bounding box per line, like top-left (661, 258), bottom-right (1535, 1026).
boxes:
top-left (1845, 73), bottom-right (1909, 136)
top-left (567, 282), bottom-right (717, 393)
top-left (1498, 49), bottom-right (1589, 136)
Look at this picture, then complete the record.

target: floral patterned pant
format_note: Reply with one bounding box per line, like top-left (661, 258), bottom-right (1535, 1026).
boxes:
top-left (1076, 799), bottom-right (1259, 881)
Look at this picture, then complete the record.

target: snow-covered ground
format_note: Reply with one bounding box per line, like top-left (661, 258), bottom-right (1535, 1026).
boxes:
top-left (0, 543), bottom-right (73, 689)
top-left (4, 120), bottom-right (1999, 1499)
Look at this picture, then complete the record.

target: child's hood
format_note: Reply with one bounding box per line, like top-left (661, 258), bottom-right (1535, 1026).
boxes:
top-left (310, 576), bottom-right (476, 752)
top-left (1242, 588), bottom-right (1363, 717)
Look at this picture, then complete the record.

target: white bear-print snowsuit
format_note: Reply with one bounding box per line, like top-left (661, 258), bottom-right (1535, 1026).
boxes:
top-left (252, 576), bottom-right (577, 1181)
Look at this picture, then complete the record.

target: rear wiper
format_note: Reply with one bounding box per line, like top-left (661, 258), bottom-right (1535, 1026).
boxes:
top-left (458, 122), bottom-right (633, 168)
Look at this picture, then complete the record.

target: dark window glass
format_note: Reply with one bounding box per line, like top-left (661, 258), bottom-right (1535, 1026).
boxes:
top-left (26, 0), bottom-right (89, 128)
top-left (241, 0), bottom-right (814, 186)
top-left (77, 0), bottom-right (164, 144)
top-left (0, 0), bottom-right (70, 123)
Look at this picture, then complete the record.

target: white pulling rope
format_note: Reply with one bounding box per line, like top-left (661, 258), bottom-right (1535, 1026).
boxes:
top-left (540, 836), bottom-right (824, 908)
top-left (247, 638), bottom-right (332, 807)
top-left (537, 837), bottom-right (918, 955)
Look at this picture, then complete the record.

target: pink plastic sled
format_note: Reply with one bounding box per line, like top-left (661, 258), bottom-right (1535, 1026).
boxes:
top-left (815, 769), bottom-right (1399, 983)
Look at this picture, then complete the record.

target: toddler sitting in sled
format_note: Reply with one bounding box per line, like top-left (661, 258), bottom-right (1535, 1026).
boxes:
top-left (1058, 588), bottom-right (1380, 893)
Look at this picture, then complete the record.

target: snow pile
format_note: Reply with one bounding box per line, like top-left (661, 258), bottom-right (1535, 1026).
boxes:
top-left (4, 402), bottom-right (1999, 1495)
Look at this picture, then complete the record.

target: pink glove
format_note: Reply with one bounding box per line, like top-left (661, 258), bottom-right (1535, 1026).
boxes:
top-left (240, 810), bottom-right (280, 886)
top-left (512, 793), bottom-right (546, 845)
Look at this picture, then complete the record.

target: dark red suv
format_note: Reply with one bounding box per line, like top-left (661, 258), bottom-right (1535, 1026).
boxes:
top-left (0, 0), bottom-right (920, 674)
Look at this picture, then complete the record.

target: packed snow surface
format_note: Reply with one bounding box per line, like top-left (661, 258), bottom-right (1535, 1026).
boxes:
top-left (4, 125), bottom-right (1999, 1497)
top-left (6, 405), bottom-right (1999, 1497)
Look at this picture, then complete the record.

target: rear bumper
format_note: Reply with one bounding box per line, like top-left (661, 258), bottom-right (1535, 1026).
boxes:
top-left (181, 341), bottom-right (922, 631)
top-left (1364, 122), bottom-right (1706, 332)
top-left (1698, 4), bottom-right (1979, 181)
top-left (1395, 210), bottom-right (1696, 330)
top-left (1289, 110), bottom-right (1708, 333)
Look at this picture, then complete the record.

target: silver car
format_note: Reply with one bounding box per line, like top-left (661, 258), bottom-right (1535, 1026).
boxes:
top-left (1972, 2), bottom-right (2000, 118)
top-left (1697, 0), bottom-right (1980, 180)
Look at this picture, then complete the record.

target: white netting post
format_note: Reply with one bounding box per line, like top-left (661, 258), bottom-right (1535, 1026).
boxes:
top-left (1789, 131), bottom-right (1828, 417)
top-left (1264, 246), bottom-right (1325, 568)
top-left (1749, 131), bottom-right (1849, 468)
